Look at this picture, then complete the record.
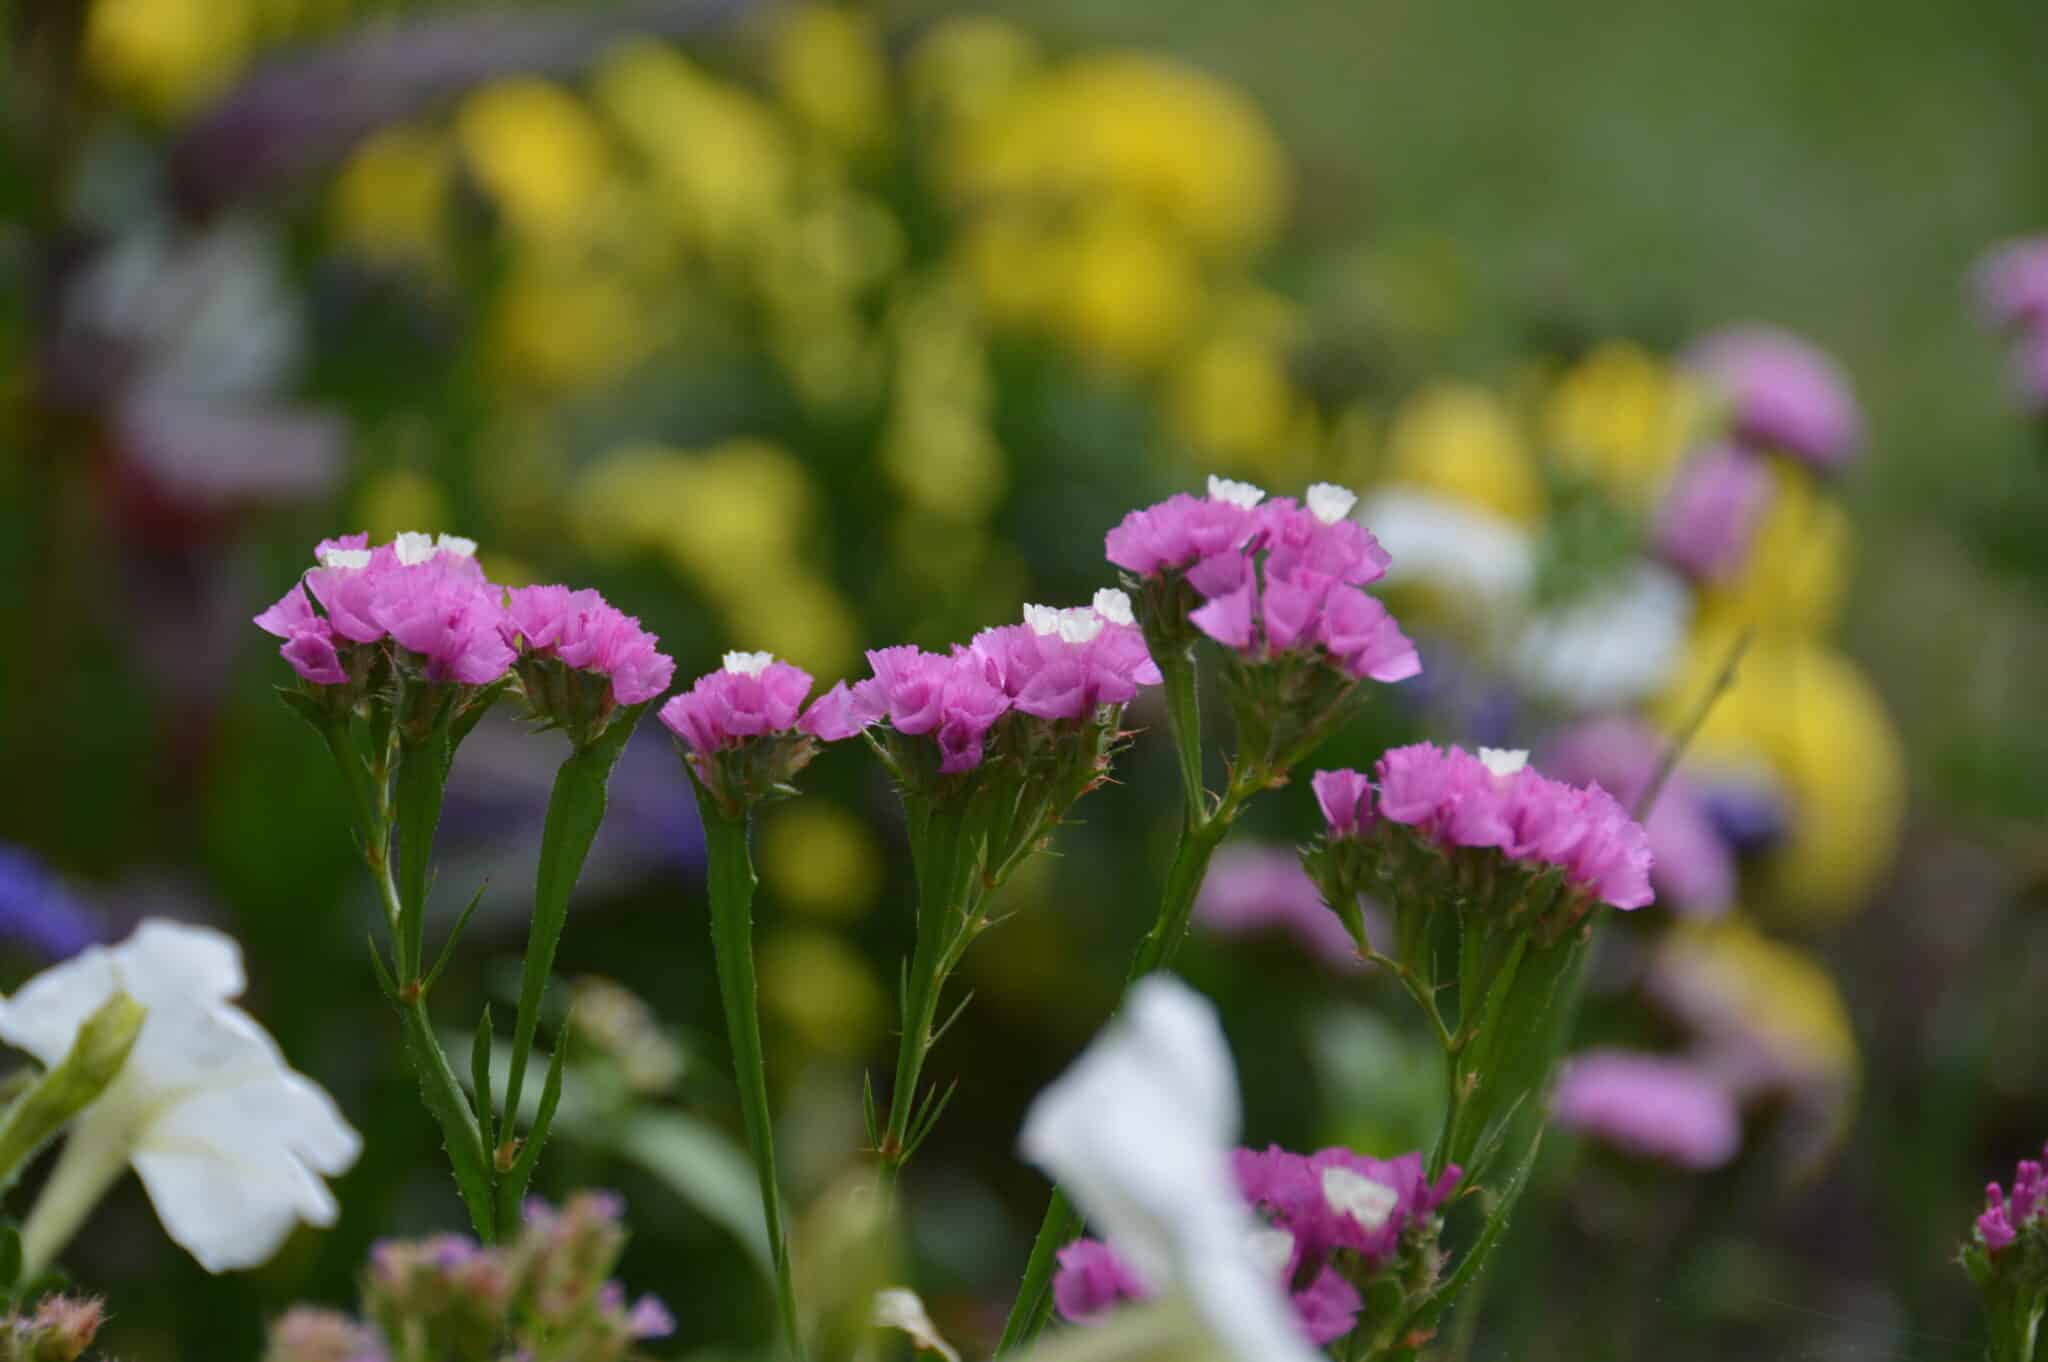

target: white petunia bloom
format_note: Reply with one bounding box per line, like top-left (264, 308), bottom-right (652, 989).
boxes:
top-left (1018, 976), bottom-right (1321, 1362)
top-left (0, 920), bottom-right (361, 1275)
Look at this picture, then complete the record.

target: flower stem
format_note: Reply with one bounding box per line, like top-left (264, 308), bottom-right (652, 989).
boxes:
top-left (17, 1109), bottom-right (130, 1284)
top-left (700, 804), bottom-right (804, 1361)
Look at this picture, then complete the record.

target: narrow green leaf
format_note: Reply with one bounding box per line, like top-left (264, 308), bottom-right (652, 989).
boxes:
top-left (470, 1006), bottom-right (495, 1156)
top-left (422, 879), bottom-right (489, 997)
top-left (507, 1026), bottom-right (568, 1187)
top-left (366, 936), bottom-right (400, 1002)
top-left (398, 1000), bottom-right (495, 1241)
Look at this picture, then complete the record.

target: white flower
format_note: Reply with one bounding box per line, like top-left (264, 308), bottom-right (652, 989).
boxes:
top-left (1091, 588), bottom-right (1136, 627)
top-left (1206, 475), bottom-right (1267, 510)
top-left (1320, 1166), bottom-right (1398, 1233)
top-left (1305, 483), bottom-right (1358, 526)
top-left (1509, 562), bottom-right (1691, 711)
top-left (1362, 488), bottom-right (1535, 619)
top-left (721, 650), bottom-right (776, 678)
top-left (1017, 976), bottom-right (1320, 1362)
top-left (0, 920), bottom-right (361, 1275)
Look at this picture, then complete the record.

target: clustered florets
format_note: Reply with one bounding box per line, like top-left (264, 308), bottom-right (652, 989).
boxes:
top-left (1978, 1148), bottom-right (2048, 1257)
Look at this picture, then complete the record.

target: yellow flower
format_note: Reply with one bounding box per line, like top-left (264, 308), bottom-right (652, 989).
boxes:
top-left (594, 41), bottom-right (793, 262)
top-left (906, 15), bottom-right (1042, 135)
top-left (455, 79), bottom-right (614, 245)
top-left (1543, 341), bottom-right (1705, 507)
top-left (1664, 634), bottom-right (1905, 921)
top-left (1695, 463), bottom-right (1853, 637)
top-left (759, 930), bottom-right (887, 1059)
top-left (1168, 332), bottom-right (1313, 481)
top-left (329, 124), bottom-right (451, 270)
top-left (1383, 385), bottom-right (1547, 525)
top-left (769, 5), bottom-right (892, 155)
top-left (760, 805), bottom-right (883, 918)
top-left (85, 0), bottom-right (251, 116)
top-left (1052, 209), bottom-right (1202, 372)
top-left (489, 255), bottom-right (651, 392)
top-left (1657, 916), bottom-right (1857, 1087)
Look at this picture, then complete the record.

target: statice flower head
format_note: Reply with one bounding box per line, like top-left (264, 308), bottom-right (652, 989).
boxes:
top-left (658, 653), bottom-right (850, 815)
top-left (964, 589), bottom-right (1163, 722)
top-left (261, 1306), bottom-right (389, 1362)
top-left (1654, 443), bottom-right (1774, 584)
top-left (2, 1295), bottom-right (106, 1362)
top-left (1551, 1049), bottom-right (1741, 1170)
top-left (1963, 1139), bottom-right (2048, 1360)
top-left (504, 586), bottom-right (675, 746)
top-left (1686, 325), bottom-right (1863, 472)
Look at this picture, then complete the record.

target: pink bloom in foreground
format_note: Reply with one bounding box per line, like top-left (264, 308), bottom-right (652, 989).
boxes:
top-left (504, 585), bottom-right (675, 705)
top-left (658, 653), bottom-right (826, 756)
top-left (1542, 718), bottom-right (1734, 916)
top-left (1977, 1145), bottom-right (2048, 1257)
top-left (1687, 325), bottom-right (1862, 472)
top-left (1551, 1050), bottom-right (1741, 1169)
top-left (1232, 1146), bottom-right (1459, 1274)
top-left (1103, 481), bottom-right (1263, 580)
top-left (843, 645), bottom-right (1013, 773)
top-left (1311, 769), bottom-right (1373, 841)
top-left (964, 591), bottom-right (1162, 721)
top-left (1655, 443), bottom-right (1773, 584)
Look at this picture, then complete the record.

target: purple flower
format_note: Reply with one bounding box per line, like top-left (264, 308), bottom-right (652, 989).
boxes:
top-left (1654, 444), bottom-right (1773, 583)
top-left (1973, 237), bottom-right (2048, 332)
top-left (657, 653), bottom-right (827, 756)
top-left (964, 591), bottom-right (1163, 722)
top-left (1311, 770), bottom-right (1373, 841)
top-left (1233, 1145), bottom-right (1459, 1271)
top-left (1194, 845), bottom-right (1365, 971)
top-left (1541, 718), bottom-right (1734, 916)
top-left (847, 645), bottom-right (1013, 773)
top-left (1686, 325), bottom-right (1863, 472)
top-left (1051, 1239), bottom-right (1151, 1323)
top-left (1551, 1050), bottom-right (1741, 1169)
top-left (1103, 483), bottom-right (1263, 580)
top-left (1976, 1147), bottom-right (2048, 1257)
top-left (0, 847), bottom-right (107, 961)
top-left (1289, 1268), bottom-right (1364, 1346)
top-left (504, 585), bottom-right (675, 706)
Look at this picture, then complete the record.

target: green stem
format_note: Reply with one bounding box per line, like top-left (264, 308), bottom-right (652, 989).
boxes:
top-left (701, 805), bottom-right (803, 1360)
top-left (1154, 642), bottom-right (1206, 825)
top-left (880, 802), bottom-right (981, 1181)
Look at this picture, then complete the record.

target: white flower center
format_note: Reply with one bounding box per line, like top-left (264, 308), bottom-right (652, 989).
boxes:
top-left (1245, 1226), bottom-right (1296, 1282)
top-left (1092, 588), bottom-right (1136, 627)
top-left (317, 548), bottom-right (372, 570)
top-left (1321, 1166), bottom-right (1400, 1232)
top-left (1023, 604), bottom-right (1062, 637)
top-left (1207, 475), bottom-right (1267, 509)
top-left (722, 650), bottom-right (776, 677)
top-left (1306, 483), bottom-right (1359, 526)
top-left (1057, 608), bottom-right (1105, 645)
top-left (1477, 747), bottom-right (1530, 779)
top-left (435, 534), bottom-right (478, 559)
top-left (392, 531), bottom-right (439, 566)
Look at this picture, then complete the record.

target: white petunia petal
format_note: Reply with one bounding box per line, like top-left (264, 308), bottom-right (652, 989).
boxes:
top-left (0, 948), bottom-right (124, 1068)
top-left (114, 920), bottom-right (245, 1008)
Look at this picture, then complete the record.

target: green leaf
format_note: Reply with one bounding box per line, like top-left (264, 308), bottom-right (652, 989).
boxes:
top-left (470, 1006), bottom-right (495, 1155)
top-left (398, 1001), bottom-right (495, 1241)
top-left (612, 1110), bottom-right (773, 1277)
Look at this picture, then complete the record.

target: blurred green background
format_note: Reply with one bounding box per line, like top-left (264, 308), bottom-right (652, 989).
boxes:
top-left (3, 0), bottom-right (2048, 1358)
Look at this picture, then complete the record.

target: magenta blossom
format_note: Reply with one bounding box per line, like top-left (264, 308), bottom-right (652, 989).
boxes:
top-left (1551, 1049), bottom-right (1742, 1170)
top-left (963, 590), bottom-right (1163, 722)
top-left (1233, 1146), bottom-right (1460, 1275)
top-left (1188, 571), bottom-right (1418, 681)
top-left (658, 653), bottom-right (831, 756)
top-left (1541, 718), bottom-right (1734, 916)
top-left (1194, 845), bottom-right (1367, 971)
top-left (835, 644), bottom-right (1014, 774)
top-left (504, 585), bottom-right (675, 706)
top-left (1686, 325), bottom-right (1863, 472)
top-left (1974, 237), bottom-right (2048, 332)
top-left (1051, 1239), bottom-right (1151, 1323)
top-left (1654, 444), bottom-right (1774, 584)
top-left (1311, 769), bottom-right (1374, 841)
top-left (1976, 1145), bottom-right (2048, 1257)
top-left (1373, 743), bottom-right (1655, 911)
top-left (1103, 477), bottom-right (1265, 580)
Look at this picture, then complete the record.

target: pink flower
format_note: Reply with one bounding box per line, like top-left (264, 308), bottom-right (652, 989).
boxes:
top-left (848, 645), bottom-right (1013, 773)
top-left (965, 592), bottom-right (1163, 722)
top-left (1311, 770), bottom-right (1373, 841)
top-left (1317, 587), bottom-right (1421, 681)
top-left (1542, 718), bottom-right (1734, 916)
top-left (1232, 1145), bottom-right (1459, 1272)
top-left (1551, 1050), bottom-right (1741, 1169)
top-left (255, 583), bottom-right (347, 686)
top-left (504, 585), bottom-right (675, 706)
top-left (1976, 1146), bottom-right (2048, 1257)
top-left (1194, 845), bottom-right (1366, 971)
top-left (794, 681), bottom-right (874, 742)
top-left (1654, 444), bottom-right (1773, 583)
top-left (657, 653), bottom-right (821, 756)
top-left (1103, 488), bottom-right (1262, 580)
top-left (1188, 565), bottom-right (1416, 681)
top-left (1686, 326), bottom-right (1862, 472)
top-left (1256, 489), bottom-right (1391, 587)
top-left (1051, 1239), bottom-right (1151, 1323)
top-left (1974, 237), bottom-right (2048, 332)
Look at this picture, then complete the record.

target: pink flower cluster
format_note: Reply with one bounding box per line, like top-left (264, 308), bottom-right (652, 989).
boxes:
top-left (1053, 1145), bottom-right (1456, 1346)
top-left (657, 652), bottom-right (846, 756)
top-left (503, 586), bottom-right (674, 706)
top-left (803, 590), bottom-right (1162, 774)
top-left (1978, 1144), bottom-right (2048, 1256)
top-left (1685, 326), bottom-right (1863, 472)
top-left (1105, 478), bottom-right (1417, 683)
top-left (1541, 718), bottom-right (1733, 916)
top-left (256, 532), bottom-right (513, 687)
top-left (1550, 1049), bottom-right (1741, 1170)
top-left (1973, 237), bottom-right (2048, 413)
top-left (1316, 744), bottom-right (1656, 910)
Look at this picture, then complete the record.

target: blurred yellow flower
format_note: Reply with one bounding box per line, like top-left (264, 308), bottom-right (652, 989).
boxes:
top-left (1383, 385), bottom-right (1547, 525)
top-left (1053, 209), bottom-right (1202, 372)
top-left (490, 256), bottom-right (652, 392)
top-left (769, 5), bottom-right (892, 155)
top-left (85, 0), bottom-right (250, 116)
top-left (906, 15), bottom-right (1042, 135)
top-left (1543, 342), bottom-right (1704, 508)
top-left (329, 124), bottom-right (451, 270)
top-left (760, 805), bottom-right (883, 918)
top-left (357, 468), bottom-right (448, 544)
top-left (1695, 463), bottom-right (1853, 637)
top-left (456, 79), bottom-right (615, 245)
top-left (760, 929), bottom-right (887, 1059)
top-left (953, 52), bottom-right (1289, 259)
top-left (1658, 915), bottom-right (1858, 1086)
top-left (1666, 634), bottom-right (1905, 921)
top-left (1168, 331), bottom-right (1313, 481)
top-left (723, 571), bottom-right (860, 679)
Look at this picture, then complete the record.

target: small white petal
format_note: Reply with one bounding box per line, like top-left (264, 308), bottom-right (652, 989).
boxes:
top-left (1321, 1165), bottom-right (1399, 1232)
top-left (1510, 563), bottom-right (1691, 709)
top-left (1477, 747), bottom-right (1530, 779)
top-left (873, 1289), bottom-right (960, 1362)
top-left (722, 650), bottom-right (776, 678)
top-left (315, 547), bottom-right (371, 570)
top-left (1092, 588), bottom-right (1136, 627)
top-left (391, 531), bottom-right (438, 566)
top-left (1023, 604), bottom-right (1062, 637)
top-left (434, 534), bottom-right (478, 559)
top-left (1057, 608), bottom-right (1105, 645)
top-left (1207, 476), bottom-right (1267, 510)
top-left (1246, 1226), bottom-right (1296, 1280)
top-left (1305, 483), bottom-right (1358, 525)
